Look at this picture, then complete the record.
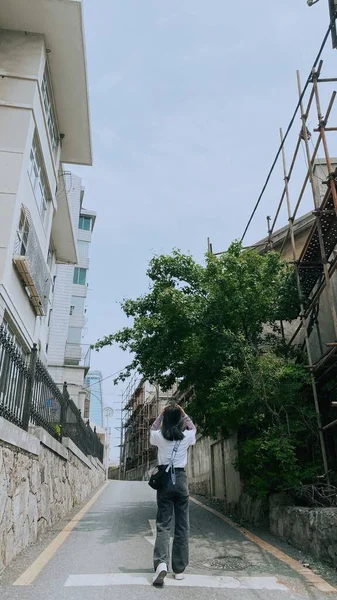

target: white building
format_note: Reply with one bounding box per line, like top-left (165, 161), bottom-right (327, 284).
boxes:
top-left (0, 0), bottom-right (92, 358)
top-left (85, 370), bottom-right (104, 427)
top-left (48, 174), bottom-right (96, 415)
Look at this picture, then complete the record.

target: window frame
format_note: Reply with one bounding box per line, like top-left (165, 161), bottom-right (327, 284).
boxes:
top-left (29, 136), bottom-right (51, 224)
top-left (77, 240), bottom-right (90, 259)
top-left (70, 296), bottom-right (86, 315)
top-left (41, 68), bottom-right (59, 156)
top-left (78, 216), bottom-right (92, 231)
top-left (2, 318), bottom-right (29, 360)
top-left (16, 209), bottom-right (30, 256)
top-left (73, 267), bottom-right (87, 286)
top-left (67, 327), bottom-right (83, 344)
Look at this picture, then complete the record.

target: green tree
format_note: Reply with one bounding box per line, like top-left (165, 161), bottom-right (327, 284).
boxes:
top-left (95, 243), bottom-right (320, 496)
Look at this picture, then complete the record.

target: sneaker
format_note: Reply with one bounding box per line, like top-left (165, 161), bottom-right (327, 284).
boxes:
top-left (174, 573), bottom-right (185, 580)
top-left (153, 563), bottom-right (167, 586)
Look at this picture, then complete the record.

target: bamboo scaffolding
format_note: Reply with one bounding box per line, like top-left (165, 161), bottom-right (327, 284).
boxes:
top-left (280, 123), bottom-right (329, 477)
top-left (208, 62), bottom-right (337, 472)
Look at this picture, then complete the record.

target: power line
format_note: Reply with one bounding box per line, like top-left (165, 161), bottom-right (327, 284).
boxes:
top-left (84, 367), bottom-right (130, 390)
top-left (240, 22), bottom-right (333, 243)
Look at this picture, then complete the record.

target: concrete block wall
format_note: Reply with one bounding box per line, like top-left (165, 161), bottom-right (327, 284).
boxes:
top-left (187, 434), bottom-right (241, 505)
top-left (187, 435), bottom-right (212, 497)
top-left (0, 418), bottom-right (105, 573)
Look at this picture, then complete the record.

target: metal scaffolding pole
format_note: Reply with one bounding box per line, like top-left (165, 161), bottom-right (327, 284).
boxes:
top-left (280, 127), bottom-right (329, 476)
top-left (208, 61), bottom-right (337, 470)
top-left (297, 70), bottom-right (337, 340)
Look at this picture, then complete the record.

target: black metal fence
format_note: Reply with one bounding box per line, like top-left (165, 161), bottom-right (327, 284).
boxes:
top-left (0, 326), bottom-right (104, 463)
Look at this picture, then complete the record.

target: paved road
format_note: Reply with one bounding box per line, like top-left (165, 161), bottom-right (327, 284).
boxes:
top-left (0, 481), bottom-right (336, 600)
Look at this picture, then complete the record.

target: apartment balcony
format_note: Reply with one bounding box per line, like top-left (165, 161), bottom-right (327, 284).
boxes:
top-left (69, 313), bottom-right (86, 329)
top-left (64, 343), bottom-right (91, 374)
top-left (0, 0), bottom-right (92, 166)
top-left (13, 206), bottom-right (51, 317)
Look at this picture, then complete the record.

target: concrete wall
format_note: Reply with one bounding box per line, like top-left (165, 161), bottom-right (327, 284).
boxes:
top-left (0, 418), bottom-right (105, 573)
top-left (125, 462), bottom-right (156, 482)
top-left (47, 264), bottom-right (74, 364)
top-left (48, 365), bottom-right (88, 413)
top-left (279, 269), bottom-right (337, 364)
top-left (124, 434), bottom-right (241, 508)
top-left (186, 435), bottom-right (241, 506)
top-left (186, 436), bottom-right (211, 496)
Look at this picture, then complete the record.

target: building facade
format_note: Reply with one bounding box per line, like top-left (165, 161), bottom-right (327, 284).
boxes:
top-left (122, 378), bottom-right (177, 478)
top-left (47, 174), bottom-right (96, 414)
top-left (85, 371), bottom-right (104, 427)
top-left (0, 1), bottom-right (92, 361)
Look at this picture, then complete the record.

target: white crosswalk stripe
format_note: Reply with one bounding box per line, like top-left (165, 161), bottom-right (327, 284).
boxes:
top-left (144, 518), bottom-right (173, 547)
top-left (64, 573), bottom-right (289, 590)
top-left (143, 519), bottom-right (156, 546)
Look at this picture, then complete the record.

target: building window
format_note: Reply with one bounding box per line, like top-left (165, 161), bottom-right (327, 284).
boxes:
top-left (41, 68), bottom-right (59, 155)
top-left (78, 216), bottom-right (92, 231)
top-left (29, 136), bottom-right (50, 223)
top-left (47, 309), bottom-right (52, 327)
top-left (2, 319), bottom-right (28, 359)
top-left (67, 327), bottom-right (82, 344)
top-left (70, 296), bottom-right (85, 315)
top-left (77, 240), bottom-right (90, 259)
top-left (15, 209), bottom-right (30, 256)
top-left (73, 267), bottom-right (87, 285)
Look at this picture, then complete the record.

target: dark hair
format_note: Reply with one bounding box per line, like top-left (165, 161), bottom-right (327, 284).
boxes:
top-left (161, 404), bottom-right (184, 441)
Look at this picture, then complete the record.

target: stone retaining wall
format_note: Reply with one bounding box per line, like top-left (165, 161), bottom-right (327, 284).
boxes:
top-left (270, 504), bottom-right (337, 568)
top-left (0, 418), bottom-right (105, 572)
top-left (235, 492), bottom-right (269, 527)
top-left (235, 490), bottom-right (337, 568)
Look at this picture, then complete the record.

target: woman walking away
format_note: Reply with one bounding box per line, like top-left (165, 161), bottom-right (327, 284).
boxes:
top-left (150, 403), bottom-right (196, 586)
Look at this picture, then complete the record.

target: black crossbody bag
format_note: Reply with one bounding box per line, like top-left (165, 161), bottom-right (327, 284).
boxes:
top-left (148, 440), bottom-right (181, 491)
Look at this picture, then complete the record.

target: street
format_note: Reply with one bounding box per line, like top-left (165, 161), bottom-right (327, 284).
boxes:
top-left (0, 481), bottom-right (336, 600)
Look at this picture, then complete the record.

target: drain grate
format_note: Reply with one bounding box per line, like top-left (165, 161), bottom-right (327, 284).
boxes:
top-left (203, 555), bottom-right (249, 571)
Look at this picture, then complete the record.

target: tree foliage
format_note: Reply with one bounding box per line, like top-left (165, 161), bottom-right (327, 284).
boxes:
top-left (95, 243), bottom-right (321, 497)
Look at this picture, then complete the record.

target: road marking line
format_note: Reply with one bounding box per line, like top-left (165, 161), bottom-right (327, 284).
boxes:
top-left (144, 519), bottom-right (156, 546)
top-left (190, 497), bottom-right (337, 594)
top-left (13, 481), bottom-right (109, 586)
top-left (64, 573), bottom-right (288, 589)
top-left (149, 519), bottom-right (156, 537)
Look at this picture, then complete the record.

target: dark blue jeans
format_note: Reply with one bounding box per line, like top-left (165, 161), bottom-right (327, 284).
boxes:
top-left (153, 470), bottom-right (189, 574)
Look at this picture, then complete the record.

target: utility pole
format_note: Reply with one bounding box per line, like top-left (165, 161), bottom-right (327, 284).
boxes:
top-left (307, 0), bottom-right (337, 48)
top-left (329, 0), bottom-right (337, 47)
top-left (119, 392), bottom-right (124, 480)
top-left (103, 407), bottom-right (114, 480)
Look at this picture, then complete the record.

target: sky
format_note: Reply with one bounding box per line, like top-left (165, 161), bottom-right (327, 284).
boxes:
top-left (75, 0), bottom-right (337, 461)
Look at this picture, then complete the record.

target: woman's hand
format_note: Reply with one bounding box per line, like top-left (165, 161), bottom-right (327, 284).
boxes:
top-left (177, 404), bottom-right (186, 417)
